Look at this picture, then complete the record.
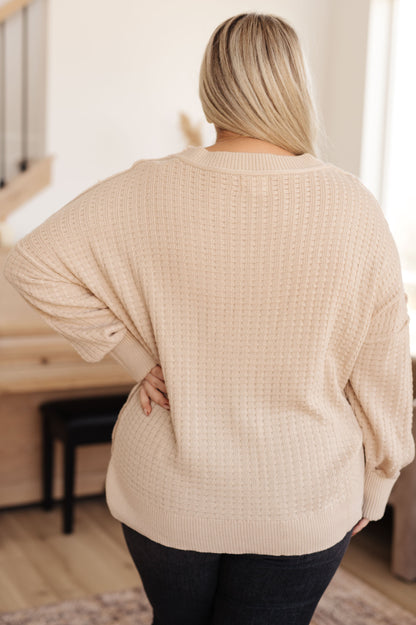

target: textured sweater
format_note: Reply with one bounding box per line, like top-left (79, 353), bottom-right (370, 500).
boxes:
top-left (3, 145), bottom-right (415, 555)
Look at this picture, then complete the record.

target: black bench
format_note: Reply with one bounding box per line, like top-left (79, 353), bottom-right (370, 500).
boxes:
top-left (39, 393), bottom-right (128, 533)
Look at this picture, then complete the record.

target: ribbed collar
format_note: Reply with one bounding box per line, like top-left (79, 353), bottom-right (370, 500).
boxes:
top-left (176, 145), bottom-right (328, 174)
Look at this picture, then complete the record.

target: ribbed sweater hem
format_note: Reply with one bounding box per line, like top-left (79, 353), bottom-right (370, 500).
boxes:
top-left (362, 470), bottom-right (398, 520)
top-left (105, 456), bottom-right (363, 556)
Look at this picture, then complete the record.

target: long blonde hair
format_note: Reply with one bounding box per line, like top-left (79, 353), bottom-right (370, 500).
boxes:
top-left (199, 12), bottom-right (326, 158)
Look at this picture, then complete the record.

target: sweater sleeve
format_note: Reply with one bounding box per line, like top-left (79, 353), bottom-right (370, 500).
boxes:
top-left (2, 200), bottom-right (158, 383)
top-left (344, 233), bottom-right (415, 521)
top-left (108, 329), bottom-right (159, 383)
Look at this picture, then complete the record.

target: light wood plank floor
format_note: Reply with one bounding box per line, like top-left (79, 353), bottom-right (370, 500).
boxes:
top-left (0, 497), bottom-right (415, 615)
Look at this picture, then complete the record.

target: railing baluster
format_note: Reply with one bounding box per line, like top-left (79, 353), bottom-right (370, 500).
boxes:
top-left (19, 3), bottom-right (28, 173)
top-left (0, 0), bottom-right (52, 222)
top-left (0, 20), bottom-right (5, 187)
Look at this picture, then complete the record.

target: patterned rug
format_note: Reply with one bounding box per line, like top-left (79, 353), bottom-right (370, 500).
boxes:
top-left (1, 565), bottom-right (415, 625)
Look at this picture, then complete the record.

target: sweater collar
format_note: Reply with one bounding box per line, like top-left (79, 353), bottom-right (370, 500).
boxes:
top-left (176, 145), bottom-right (327, 174)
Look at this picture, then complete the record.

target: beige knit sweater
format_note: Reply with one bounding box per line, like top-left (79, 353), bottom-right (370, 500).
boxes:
top-left (3, 145), bottom-right (415, 555)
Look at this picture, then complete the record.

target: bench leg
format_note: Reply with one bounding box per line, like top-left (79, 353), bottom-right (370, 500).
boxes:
top-left (42, 415), bottom-right (54, 510)
top-left (63, 442), bottom-right (75, 534)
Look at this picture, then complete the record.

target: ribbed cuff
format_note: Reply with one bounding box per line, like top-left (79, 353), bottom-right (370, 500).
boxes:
top-left (109, 329), bottom-right (158, 383)
top-left (362, 470), bottom-right (399, 520)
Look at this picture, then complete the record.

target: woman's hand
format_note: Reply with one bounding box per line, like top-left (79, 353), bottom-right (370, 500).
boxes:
top-left (139, 364), bottom-right (169, 415)
top-left (351, 517), bottom-right (370, 536)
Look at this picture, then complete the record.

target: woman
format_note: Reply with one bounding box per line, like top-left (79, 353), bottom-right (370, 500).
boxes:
top-left (3, 12), bottom-right (414, 625)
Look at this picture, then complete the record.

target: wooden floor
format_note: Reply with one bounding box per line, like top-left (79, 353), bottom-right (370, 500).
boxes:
top-left (0, 497), bottom-right (415, 615)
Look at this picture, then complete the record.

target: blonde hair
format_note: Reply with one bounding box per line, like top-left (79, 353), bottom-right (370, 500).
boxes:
top-left (199, 12), bottom-right (326, 158)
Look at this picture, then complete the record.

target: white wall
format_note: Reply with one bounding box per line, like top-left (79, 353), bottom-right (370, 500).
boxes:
top-left (323, 0), bottom-right (372, 174)
top-left (5, 0), bottom-right (371, 242)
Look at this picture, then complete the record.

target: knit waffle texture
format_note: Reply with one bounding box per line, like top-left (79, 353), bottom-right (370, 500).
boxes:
top-left (3, 145), bottom-right (415, 555)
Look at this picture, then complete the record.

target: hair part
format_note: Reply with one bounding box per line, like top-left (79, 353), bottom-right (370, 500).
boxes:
top-left (199, 12), bottom-right (328, 158)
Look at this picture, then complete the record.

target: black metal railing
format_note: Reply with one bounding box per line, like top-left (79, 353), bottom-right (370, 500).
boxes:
top-left (0, 0), bottom-right (46, 189)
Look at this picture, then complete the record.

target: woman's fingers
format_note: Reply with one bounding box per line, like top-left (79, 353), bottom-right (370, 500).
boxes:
top-left (139, 384), bottom-right (152, 415)
top-left (139, 378), bottom-right (170, 416)
top-left (138, 365), bottom-right (169, 416)
top-left (351, 517), bottom-right (370, 536)
top-left (145, 370), bottom-right (168, 395)
top-left (150, 364), bottom-right (165, 382)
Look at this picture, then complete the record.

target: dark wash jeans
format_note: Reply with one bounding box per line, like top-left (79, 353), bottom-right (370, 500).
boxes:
top-left (121, 522), bottom-right (354, 625)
